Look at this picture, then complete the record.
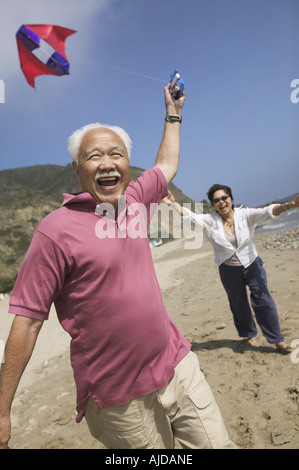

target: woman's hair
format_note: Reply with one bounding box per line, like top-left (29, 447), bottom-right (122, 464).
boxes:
top-left (67, 122), bottom-right (133, 164)
top-left (207, 184), bottom-right (234, 209)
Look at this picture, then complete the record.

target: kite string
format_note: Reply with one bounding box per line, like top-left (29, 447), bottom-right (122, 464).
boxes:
top-left (73, 55), bottom-right (167, 84)
top-left (32, 43), bottom-right (167, 84)
top-left (31, 37), bottom-right (166, 84)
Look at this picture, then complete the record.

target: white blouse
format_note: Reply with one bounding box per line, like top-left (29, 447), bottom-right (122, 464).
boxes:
top-left (183, 204), bottom-right (277, 268)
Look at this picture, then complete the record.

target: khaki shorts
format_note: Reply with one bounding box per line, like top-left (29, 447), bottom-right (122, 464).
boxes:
top-left (84, 351), bottom-right (236, 449)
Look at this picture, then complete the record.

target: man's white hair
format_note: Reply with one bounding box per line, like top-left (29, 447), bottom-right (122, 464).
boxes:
top-left (67, 123), bottom-right (132, 163)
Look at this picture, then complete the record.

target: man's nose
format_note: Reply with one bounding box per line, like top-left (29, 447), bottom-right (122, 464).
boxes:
top-left (98, 154), bottom-right (115, 171)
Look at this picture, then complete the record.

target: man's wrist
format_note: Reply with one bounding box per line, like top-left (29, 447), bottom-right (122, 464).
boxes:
top-left (165, 114), bottom-right (182, 123)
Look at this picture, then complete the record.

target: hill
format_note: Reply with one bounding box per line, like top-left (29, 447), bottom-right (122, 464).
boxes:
top-left (0, 164), bottom-right (206, 293)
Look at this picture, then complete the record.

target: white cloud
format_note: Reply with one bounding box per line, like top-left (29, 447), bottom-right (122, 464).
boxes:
top-left (0, 0), bottom-right (115, 81)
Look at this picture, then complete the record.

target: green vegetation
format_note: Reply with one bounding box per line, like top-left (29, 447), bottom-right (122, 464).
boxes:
top-left (0, 276), bottom-right (16, 294)
top-left (0, 164), bottom-right (198, 294)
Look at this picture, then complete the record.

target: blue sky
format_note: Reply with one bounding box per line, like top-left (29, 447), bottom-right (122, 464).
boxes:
top-left (0, 0), bottom-right (298, 207)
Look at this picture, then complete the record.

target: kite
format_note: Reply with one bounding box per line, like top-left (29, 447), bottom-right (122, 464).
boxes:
top-left (16, 24), bottom-right (76, 88)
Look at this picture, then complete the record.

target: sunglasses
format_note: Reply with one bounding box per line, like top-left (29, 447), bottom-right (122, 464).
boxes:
top-left (213, 195), bottom-right (230, 204)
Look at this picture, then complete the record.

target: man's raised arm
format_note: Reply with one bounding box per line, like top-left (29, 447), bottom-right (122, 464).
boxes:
top-left (155, 84), bottom-right (185, 184)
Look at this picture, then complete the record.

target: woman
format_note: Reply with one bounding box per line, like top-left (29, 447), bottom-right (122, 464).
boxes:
top-left (163, 185), bottom-right (299, 353)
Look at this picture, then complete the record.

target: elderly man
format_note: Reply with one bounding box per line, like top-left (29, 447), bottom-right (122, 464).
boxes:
top-left (0, 85), bottom-right (235, 449)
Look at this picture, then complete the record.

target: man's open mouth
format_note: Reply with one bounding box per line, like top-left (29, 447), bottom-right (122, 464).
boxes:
top-left (95, 172), bottom-right (121, 188)
top-left (97, 177), bottom-right (119, 187)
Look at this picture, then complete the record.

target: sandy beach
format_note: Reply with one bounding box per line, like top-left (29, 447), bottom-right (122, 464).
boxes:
top-left (1, 230), bottom-right (298, 449)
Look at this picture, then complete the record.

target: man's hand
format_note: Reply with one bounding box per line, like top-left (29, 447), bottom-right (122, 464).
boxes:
top-left (165, 83), bottom-right (185, 116)
top-left (0, 415), bottom-right (11, 449)
top-left (0, 315), bottom-right (43, 450)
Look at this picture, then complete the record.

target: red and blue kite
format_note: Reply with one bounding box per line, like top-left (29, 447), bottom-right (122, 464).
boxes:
top-left (16, 24), bottom-right (76, 88)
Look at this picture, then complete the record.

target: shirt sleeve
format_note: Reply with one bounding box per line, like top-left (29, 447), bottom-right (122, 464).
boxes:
top-left (9, 230), bottom-right (67, 321)
top-left (126, 167), bottom-right (168, 206)
top-left (182, 207), bottom-right (213, 230)
top-left (244, 204), bottom-right (277, 227)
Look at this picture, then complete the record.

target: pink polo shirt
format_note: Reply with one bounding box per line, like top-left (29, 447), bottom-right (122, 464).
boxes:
top-left (9, 167), bottom-right (191, 422)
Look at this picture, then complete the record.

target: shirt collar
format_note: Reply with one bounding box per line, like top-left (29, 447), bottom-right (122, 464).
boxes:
top-left (62, 192), bottom-right (98, 211)
top-left (62, 192), bottom-right (128, 222)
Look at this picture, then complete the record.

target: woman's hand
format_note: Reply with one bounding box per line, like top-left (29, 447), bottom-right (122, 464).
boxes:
top-left (291, 194), bottom-right (299, 208)
top-left (162, 190), bottom-right (176, 205)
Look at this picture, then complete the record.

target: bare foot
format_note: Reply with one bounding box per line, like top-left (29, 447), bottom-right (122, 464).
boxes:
top-left (247, 337), bottom-right (257, 347)
top-left (276, 342), bottom-right (292, 354)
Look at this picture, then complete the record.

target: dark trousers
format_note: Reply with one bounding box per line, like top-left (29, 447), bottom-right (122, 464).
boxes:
top-left (218, 256), bottom-right (284, 344)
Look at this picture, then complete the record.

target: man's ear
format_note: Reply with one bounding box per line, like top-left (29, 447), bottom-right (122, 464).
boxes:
top-left (72, 161), bottom-right (80, 182)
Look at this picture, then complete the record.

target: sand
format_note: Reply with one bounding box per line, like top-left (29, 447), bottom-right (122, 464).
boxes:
top-left (1, 232), bottom-right (298, 449)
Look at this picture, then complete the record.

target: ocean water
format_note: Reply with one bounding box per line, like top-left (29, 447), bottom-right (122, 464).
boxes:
top-left (256, 207), bottom-right (299, 234)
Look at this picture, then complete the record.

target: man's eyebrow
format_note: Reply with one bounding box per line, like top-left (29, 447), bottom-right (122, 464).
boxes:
top-left (83, 145), bottom-right (101, 155)
top-left (83, 145), bottom-right (126, 156)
